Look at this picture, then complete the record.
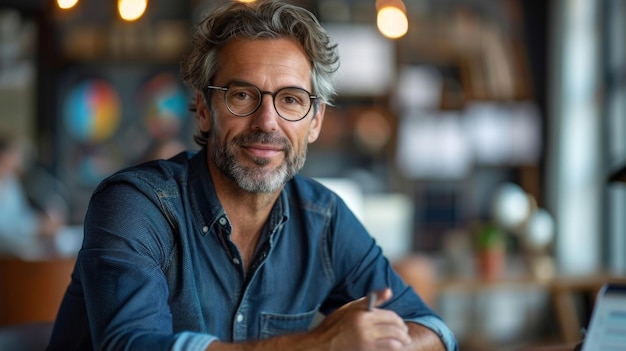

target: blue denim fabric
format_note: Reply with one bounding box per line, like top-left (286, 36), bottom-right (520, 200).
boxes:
top-left (47, 149), bottom-right (458, 351)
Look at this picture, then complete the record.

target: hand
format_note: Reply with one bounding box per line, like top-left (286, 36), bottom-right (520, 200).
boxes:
top-left (206, 289), bottom-right (445, 351)
top-left (38, 210), bottom-right (64, 237)
top-left (310, 288), bottom-right (411, 351)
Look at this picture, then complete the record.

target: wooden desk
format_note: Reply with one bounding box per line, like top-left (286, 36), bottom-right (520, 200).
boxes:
top-left (0, 258), bottom-right (75, 326)
top-left (436, 272), bottom-right (626, 347)
top-left (517, 342), bottom-right (581, 351)
top-left (549, 274), bottom-right (626, 343)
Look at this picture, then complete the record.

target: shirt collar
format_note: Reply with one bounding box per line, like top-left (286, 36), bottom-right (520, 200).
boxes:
top-left (188, 148), bottom-right (226, 235)
top-left (187, 147), bottom-right (290, 237)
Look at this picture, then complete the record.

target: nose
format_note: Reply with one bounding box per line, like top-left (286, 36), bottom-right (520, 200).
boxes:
top-left (250, 92), bottom-right (279, 132)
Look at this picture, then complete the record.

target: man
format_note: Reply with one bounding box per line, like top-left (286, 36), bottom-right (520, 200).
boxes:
top-left (48, 1), bottom-right (458, 350)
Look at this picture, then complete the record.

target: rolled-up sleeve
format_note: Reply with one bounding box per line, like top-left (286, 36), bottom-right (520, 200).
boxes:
top-left (406, 315), bottom-right (459, 351)
top-left (171, 332), bottom-right (217, 351)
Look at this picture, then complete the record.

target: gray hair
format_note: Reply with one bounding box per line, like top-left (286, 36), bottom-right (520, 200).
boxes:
top-left (180, 0), bottom-right (340, 146)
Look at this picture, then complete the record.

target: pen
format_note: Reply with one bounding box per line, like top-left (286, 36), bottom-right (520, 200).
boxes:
top-left (367, 291), bottom-right (376, 311)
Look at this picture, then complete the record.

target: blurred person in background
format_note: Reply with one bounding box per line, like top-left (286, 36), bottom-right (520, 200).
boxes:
top-left (0, 132), bottom-right (64, 259)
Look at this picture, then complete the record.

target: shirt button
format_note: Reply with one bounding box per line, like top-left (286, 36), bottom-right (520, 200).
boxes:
top-left (236, 313), bottom-right (244, 323)
top-left (232, 258), bottom-right (240, 265)
top-left (219, 217), bottom-right (227, 225)
top-left (202, 226), bottom-right (209, 233)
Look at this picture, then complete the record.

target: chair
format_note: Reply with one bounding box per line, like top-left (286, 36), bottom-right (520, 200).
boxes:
top-left (0, 321), bottom-right (53, 351)
top-left (0, 257), bottom-right (74, 326)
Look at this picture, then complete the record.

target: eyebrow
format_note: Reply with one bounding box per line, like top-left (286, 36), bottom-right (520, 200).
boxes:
top-left (218, 79), bottom-right (312, 92)
top-left (218, 79), bottom-right (253, 87)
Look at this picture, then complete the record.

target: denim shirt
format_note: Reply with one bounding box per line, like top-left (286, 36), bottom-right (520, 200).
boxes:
top-left (48, 149), bottom-right (458, 351)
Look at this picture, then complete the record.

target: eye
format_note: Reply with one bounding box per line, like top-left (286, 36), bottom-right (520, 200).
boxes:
top-left (226, 86), bottom-right (261, 109)
top-left (229, 88), bottom-right (253, 101)
top-left (277, 89), bottom-right (307, 106)
top-left (283, 95), bottom-right (299, 105)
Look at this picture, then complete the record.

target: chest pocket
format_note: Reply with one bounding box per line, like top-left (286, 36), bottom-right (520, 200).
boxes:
top-left (259, 306), bottom-right (320, 339)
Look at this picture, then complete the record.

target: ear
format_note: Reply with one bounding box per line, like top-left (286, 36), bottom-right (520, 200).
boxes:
top-left (196, 91), bottom-right (211, 133)
top-left (307, 102), bottom-right (326, 143)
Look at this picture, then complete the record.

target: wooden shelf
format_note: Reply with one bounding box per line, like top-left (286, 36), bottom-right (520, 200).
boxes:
top-left (436, 272), bottom-right (626, 345)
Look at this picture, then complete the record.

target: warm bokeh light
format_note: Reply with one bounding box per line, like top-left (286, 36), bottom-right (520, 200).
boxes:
top-left (57, 0), bottom-right (79, 10)
top-left (236, 0), bottom-right (256, 2)
top-left (377, 6), bottom-right (408, 39)
top-left (118, 0), bottom-right (148, 21)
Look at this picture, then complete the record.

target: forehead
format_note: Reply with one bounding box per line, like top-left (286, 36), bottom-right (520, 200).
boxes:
top-left (215, 38), bottom-right (313, 88)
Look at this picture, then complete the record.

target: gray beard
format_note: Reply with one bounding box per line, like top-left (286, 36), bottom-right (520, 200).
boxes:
top-left (209, 129), bottom-right (307, 193)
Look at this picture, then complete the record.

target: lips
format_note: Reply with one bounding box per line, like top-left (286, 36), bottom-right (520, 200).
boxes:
top-left (243, 143), bottom-right (284, 158)
top-left (232, 131), bottom-right (291, 162)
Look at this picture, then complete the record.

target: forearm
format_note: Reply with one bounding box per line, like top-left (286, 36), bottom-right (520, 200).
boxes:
top-left (205, 321), bottom-right (447, 351)
top-left (406, 322), bottom-right (446, 351)
top-left (206, 324), bottom-right (446, 351)
top-left (205, 290), bottom-right (456, 351)
top-left (206, 332), bottom-right (324, 351)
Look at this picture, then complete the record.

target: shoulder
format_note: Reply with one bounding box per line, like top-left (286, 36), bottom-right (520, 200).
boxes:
top-left (287, 175), bottom-right (337, 203)
top-left (95, 151), bottom-right (193, 196)
top-left (285, 175), bottom-right (358, 218)
top-left (82, 152), bottom-right (196, 245)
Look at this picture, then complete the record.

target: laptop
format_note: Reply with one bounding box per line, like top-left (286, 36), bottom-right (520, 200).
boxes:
top-left (581, 283), bottom-right (626, 351)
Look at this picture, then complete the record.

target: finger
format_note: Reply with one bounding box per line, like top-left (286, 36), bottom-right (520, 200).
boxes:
top-left (369, 309), bottom-right (409, 331)
top-left (374, 337), bottom-right (410, 350)
top-left (368, 322), bottom-right (412, 347)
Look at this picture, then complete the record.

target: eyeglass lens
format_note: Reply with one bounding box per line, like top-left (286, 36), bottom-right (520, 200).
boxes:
top-left (224, 85), bottom-right (312, 120)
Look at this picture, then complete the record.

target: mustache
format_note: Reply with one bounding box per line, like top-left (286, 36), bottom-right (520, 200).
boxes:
top-left (232, 131), bottom-right (290, 150)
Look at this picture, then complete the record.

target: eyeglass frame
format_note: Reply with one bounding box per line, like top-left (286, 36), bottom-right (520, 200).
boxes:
top-left (206, 83), bottom-right (318, 122)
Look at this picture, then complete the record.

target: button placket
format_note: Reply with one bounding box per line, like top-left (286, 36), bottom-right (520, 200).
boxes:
top-left (232, 304), bottom-right (248, 341)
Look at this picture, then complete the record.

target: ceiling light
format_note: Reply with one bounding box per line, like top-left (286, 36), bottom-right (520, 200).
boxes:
top-left (57, 0), bottom-right (79, 10)
top-left (375, 0), bottom-right (408, 39)
top-left (118, 0), bottom-right (148, 22)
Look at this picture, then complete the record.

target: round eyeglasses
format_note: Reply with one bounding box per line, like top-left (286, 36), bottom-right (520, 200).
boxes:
top-left (207, 84), bottom-right (317, 122)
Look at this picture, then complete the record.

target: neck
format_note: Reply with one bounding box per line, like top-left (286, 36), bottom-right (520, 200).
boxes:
top-left (207, 158), bottom-right (281, 271)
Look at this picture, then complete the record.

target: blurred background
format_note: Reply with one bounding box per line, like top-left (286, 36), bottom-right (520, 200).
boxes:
top-left (0, 0), bottom-right (625, 350)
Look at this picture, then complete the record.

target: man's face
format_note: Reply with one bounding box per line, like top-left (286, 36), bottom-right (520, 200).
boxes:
top-left (197, 38), bottom-right (325, 193)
